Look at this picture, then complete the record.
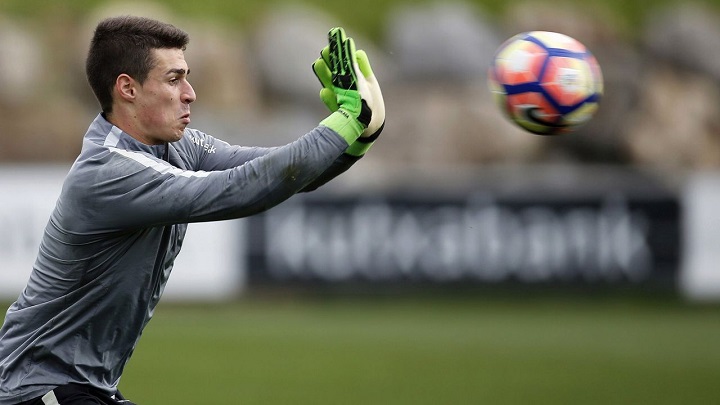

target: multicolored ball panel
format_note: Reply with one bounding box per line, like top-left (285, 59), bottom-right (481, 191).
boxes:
top-left (488, 31), bottom-right (603, 135)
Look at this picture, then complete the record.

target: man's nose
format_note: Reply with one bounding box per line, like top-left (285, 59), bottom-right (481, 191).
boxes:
top-left (183, 81), bottom-right (196, 104)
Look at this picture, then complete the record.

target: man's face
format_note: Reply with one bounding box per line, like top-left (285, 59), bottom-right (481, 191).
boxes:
top-left (133, 48), bottom-right (196, 145)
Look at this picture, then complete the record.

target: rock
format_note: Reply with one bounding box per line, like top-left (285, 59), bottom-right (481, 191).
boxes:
top-left (644, 3), bottom-right (720, 80)
top-left (385, 2), bottom-right (500, 80)
top-left (0, 16), bottom-right (43, 105)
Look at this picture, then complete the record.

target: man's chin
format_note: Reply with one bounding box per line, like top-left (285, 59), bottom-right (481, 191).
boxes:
top-left (172, 127), bottom-right (186, 141)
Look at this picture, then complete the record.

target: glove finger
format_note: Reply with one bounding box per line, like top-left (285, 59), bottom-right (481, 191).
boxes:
top-left (312, 58), bottom-right (333, 89)
top-left (355, 50), bottom-right (375, 79)
top-left (328, 27), bottom-right (346, 76)
top-left (320, 45), bottom-right (331, 66)
top-left (319, 88), bottom-right (339, 112)
top-left (342, 36), bottom-right (358, 90)
top-left (328, 27), bottom-right (359, 90)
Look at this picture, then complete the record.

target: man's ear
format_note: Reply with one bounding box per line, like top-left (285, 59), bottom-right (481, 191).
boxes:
top-left (115, 74), bottom-right (137, 102)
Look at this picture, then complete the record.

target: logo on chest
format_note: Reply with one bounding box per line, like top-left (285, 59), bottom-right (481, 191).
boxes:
top-left (188, 135), bottom-right (217, 154)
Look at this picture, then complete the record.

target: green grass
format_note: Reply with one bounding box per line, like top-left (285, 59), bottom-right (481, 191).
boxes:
top-left (109, 293), bottom-right (720, 404)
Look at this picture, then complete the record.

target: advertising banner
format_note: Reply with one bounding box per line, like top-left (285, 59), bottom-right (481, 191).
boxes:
top-left (0, 165), bottom-right (696, 298)
top-left (246, 192), bottom-right (680, 288)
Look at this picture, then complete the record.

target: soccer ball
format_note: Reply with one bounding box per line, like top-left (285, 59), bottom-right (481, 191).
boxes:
top-left (488, 31), bottom-right (603, 135)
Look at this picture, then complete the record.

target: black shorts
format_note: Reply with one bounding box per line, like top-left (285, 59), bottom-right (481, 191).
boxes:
top-left (19, 384), bottom-right (136, 405)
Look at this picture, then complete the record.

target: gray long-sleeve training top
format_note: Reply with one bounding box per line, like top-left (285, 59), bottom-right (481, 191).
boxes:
top-left (0, 113), bottom-right (360, 404)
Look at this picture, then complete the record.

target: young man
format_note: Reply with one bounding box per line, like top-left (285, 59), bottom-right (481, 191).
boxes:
top-left (0, 16), bottom-right (384, 405)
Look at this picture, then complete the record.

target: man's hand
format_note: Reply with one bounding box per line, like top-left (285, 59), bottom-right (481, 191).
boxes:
top-left (314, 27), bottom-right (375, 145)
top-left (314, 47), bottom-right (385, 140)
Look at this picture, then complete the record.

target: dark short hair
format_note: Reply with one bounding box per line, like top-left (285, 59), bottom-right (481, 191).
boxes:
top-left (85, 16), bottom-right (189, 114)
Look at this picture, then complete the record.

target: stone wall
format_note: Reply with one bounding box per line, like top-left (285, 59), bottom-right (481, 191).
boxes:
top-left (0, 1), bottom-right (718, 172)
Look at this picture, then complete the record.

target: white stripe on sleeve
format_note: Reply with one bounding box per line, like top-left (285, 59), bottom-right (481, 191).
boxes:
top-left (109, 147), bottom-right (212, 178)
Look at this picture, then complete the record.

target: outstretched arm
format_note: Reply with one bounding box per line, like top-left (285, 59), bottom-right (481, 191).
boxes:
top-left (194, 27), bottom-right (385, 192)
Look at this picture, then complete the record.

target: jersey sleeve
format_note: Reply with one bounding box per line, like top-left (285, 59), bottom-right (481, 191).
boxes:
top-left (184, 128), bottom-right (276, 171)
top-left (183, 128), bottom-right (363, 194)
top-left (65, 126), bottom-right (349, 231)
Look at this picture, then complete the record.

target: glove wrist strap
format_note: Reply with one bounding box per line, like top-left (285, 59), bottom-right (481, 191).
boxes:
top-left (345, 122), bottom-right (384, 157)
top-left (320, 109), bottom-right (365, 145)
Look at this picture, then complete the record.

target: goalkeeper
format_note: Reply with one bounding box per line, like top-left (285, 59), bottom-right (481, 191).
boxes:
top-left (0, 16), bottom-right (384, 405)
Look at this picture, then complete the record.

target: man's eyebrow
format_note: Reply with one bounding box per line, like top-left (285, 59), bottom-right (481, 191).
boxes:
top-left (166, 68), bottom-right (190, 75)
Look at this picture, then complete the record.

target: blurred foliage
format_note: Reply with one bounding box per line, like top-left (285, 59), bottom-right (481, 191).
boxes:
top-left (2, 0), bottom-right (720, 42)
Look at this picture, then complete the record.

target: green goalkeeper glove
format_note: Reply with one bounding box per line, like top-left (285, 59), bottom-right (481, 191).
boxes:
top-left (314, 47), bottom-right (385, 136)
top-left (314, 27), bottom-right (373, 146)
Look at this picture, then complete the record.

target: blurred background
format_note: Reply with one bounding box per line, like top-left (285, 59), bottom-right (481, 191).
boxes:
top-left (1, 0), bottom-right (720, 404)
